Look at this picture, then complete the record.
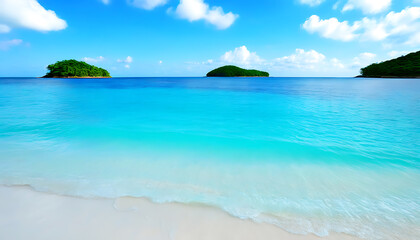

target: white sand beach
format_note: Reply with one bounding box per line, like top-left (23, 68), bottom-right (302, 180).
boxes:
top-left (0, 185), bottom-right (360, 240)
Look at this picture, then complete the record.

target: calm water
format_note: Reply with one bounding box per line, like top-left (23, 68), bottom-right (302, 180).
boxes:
top-left (0, 77), bottom-right (419, 239)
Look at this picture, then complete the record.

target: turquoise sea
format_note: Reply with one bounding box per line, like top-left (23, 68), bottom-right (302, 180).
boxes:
top-left (0, 77), bottom-right (419, 239)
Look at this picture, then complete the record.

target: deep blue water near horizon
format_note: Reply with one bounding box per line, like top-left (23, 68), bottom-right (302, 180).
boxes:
top-left (0, 77), bottom-right (419, 240)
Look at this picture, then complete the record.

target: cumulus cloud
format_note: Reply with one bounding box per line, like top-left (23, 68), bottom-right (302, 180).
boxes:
top-left (303, 15), bottom-right (360, 41)
top-left (299, 0), bottom-right (325, 7)
top-left (82, 56), bottom-right (105, 63)
top-left (330, 58), bottom-right (345, 69)
top-left (193, 47), bottom-right (374, 76)
top-left (303, 7), bottom-right (420, 45)
top-left (221, 46), bottom-right (263, 65)
top-left (388, 50), bottom-right (410, 58)
top-left (219, 47), bottom-right (346, 74)
top-left (117, 56), bottom-right (133, 69)
top-left (117, 56), bottom-right (133, 63)
top-left (275, 49), bottom-right (327, 69)
top-left (360, 7), bottom-right (420, 42)
top-left (352, 52), bottom-right (376, 68)
top-left (216, 47), bottom-right (349, 73)
top-left (268, 49), bottom-right (357, 76)
top-left (0, 39), bottom-right (22, 50)
top-left (175, 0), bottom-right (238, 29)
top-left (129, 0), bottom-right (167, 10)
top-left (343, 0), bottom-right (391, 14)
top-left (0, 0), bottom-right (67, 32)
top-left (359, 52), bottom-right (376, 59)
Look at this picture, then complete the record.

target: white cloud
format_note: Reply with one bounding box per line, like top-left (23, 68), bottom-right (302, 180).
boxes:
top-left (274, 49), bottom-right (327, 69)
top-left (0, 39), bottom-right (22, 50)
top-left (0, 24), bottom-right (10, 33)
top-left (388, 50), bottom-right (410, 58)
top-left (266, 49), bottom-right (360, 76)
top-left (359, 52), bottom-right (376, 59)
top-left (221, 46), bottom-right (263, 65)
top-left (303, 15), bottom-right (360, 41)
top-left (129, 0), bottom-right (167, 10)
top-left (117, 56), bottom-right (133, 63)
top-left (176, 0), bottom-right (207, 21)
top-left (303, 7), bottom-right (420, 45)
top-left (331, 58), bottom-right (345, 68)
top-left (343, 0), bottom-right (391, 14)
top-left (357, 17), bottom-right (388, 41)
top-left (361, 7), bottom-right (420, 41)
top-left (175, 0), bottom-right (238, 29)
top-left (82, 56), bottom-right (105, 63)
top-left (352, 52), bottom-right (376, 67)
top-left (299, 0), bottom-right (325, 7)
top-left (118, 56), bottom-right (133, 69)
top-left (127, 56), bottom-right (133, 63)
top-left (101, 0), bottom-right (110, 5)
top-left (216, 47), bottom-right (348, 74)
top-left (0, 0), bottom-right (67, 32)
top-left (193, 47), bottom-right (374, 76)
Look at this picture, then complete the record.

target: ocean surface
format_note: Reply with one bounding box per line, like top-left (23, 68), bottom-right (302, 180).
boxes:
top-left (0, 77), bottom-right (419, 239)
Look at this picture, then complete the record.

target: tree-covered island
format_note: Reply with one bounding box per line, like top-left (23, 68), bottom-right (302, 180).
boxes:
top-left (43, 59), bottom-right (111, 78)
top-left (207, 65), bottom-right (269, 77)
top-left (360, 50), bottom-right (420, 78)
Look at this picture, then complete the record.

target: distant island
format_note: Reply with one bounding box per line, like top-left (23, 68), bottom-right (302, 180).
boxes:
top-left (43, 59), bottom-right (111, 78)
top-left (207, 65), bottom-right (269, 77)
top-left (360, 50), bottom-right (420, 78)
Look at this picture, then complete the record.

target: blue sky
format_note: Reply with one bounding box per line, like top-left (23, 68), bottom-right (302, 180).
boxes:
top-left (0, 0), bottom-right (419, 77)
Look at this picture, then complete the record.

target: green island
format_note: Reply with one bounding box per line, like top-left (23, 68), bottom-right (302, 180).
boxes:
top-left (360, 50), bottom-right (420, 78)
top-left (43, 59), bottom-right (111, 78)
top-left (207, 65), bottom-right (269, 77)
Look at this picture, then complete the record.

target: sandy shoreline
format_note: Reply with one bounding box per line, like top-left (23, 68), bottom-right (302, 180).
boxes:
top-left (0, 185), bottom-right (361, 240)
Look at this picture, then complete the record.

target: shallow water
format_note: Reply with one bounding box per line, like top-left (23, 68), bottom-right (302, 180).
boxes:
top-left (0, 77), bottom-right (419, 239)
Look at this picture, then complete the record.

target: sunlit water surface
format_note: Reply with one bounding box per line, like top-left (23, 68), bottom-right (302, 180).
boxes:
top-left (0, 77), bottom-right (419, 239)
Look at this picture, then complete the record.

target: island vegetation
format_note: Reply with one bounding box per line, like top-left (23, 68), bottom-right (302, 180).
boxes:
top-left (43, 59), bottom-right (111, 78)
top-left (207, 65), bottom-right (269, 77)
top-left (360, 50), bottom-right (420, 78)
